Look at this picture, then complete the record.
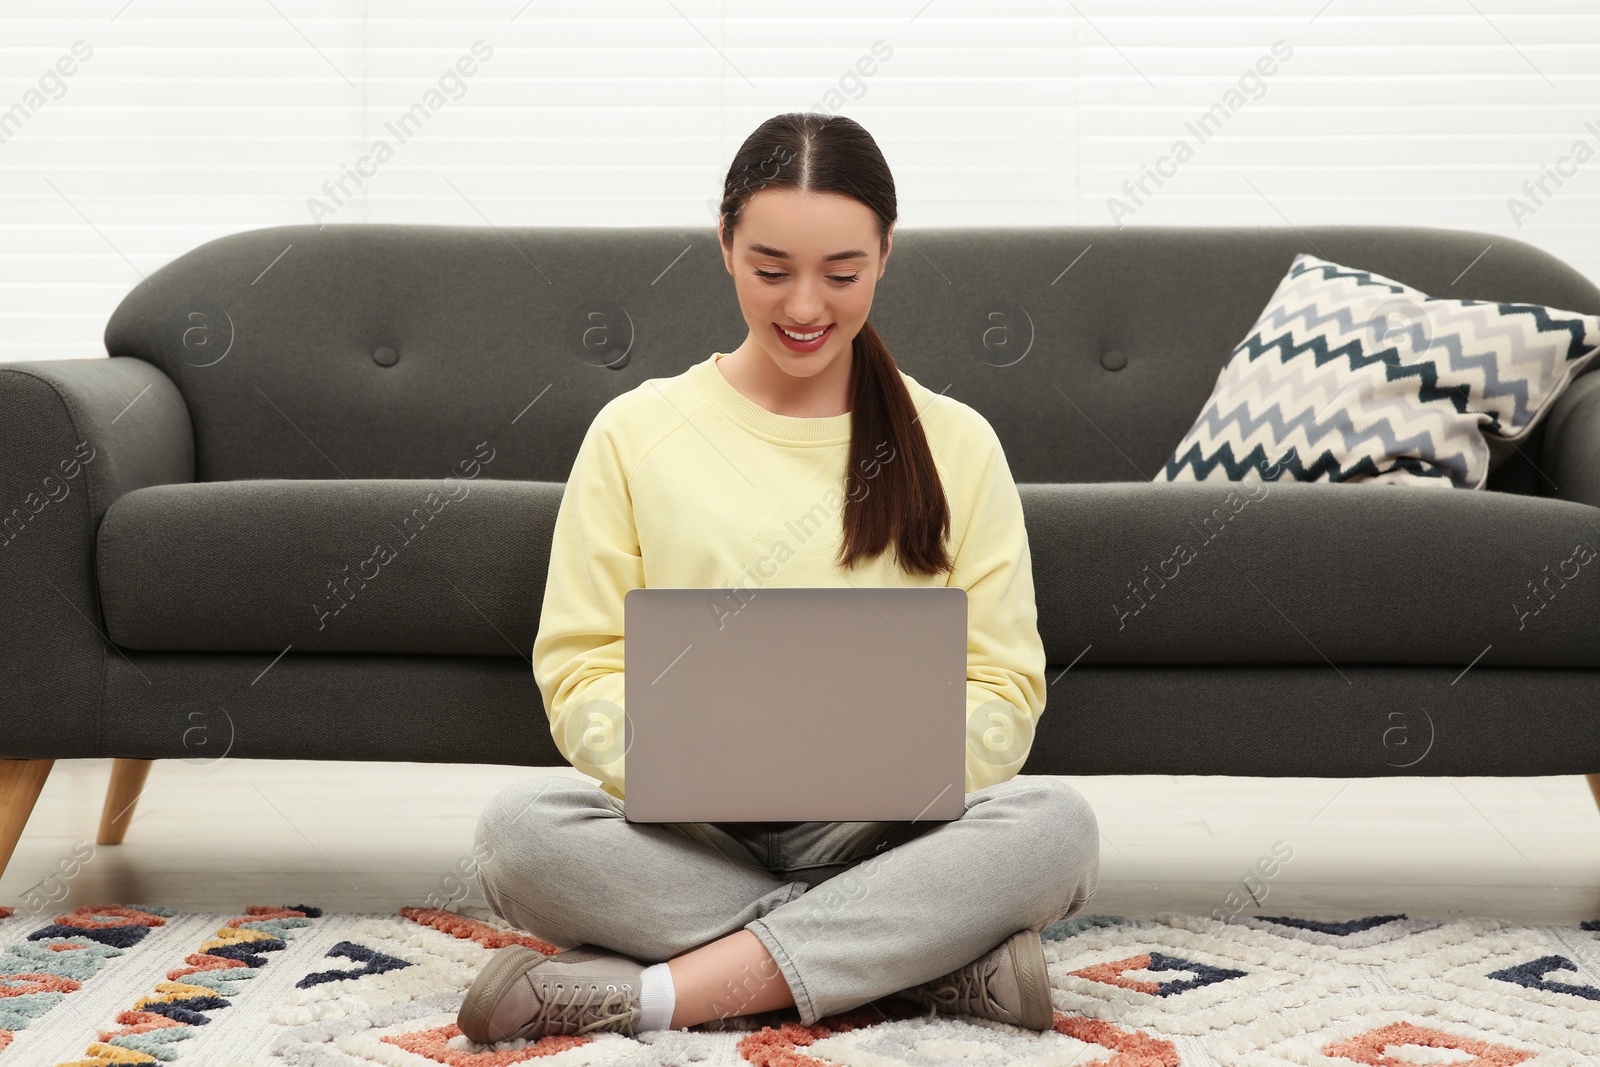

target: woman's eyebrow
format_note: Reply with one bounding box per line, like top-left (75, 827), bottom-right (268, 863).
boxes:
top-left (745, 242), bottom-right (869, 263)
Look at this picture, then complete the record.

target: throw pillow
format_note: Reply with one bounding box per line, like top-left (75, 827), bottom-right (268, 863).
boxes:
top-left (1159, 253), bottom-right (1600, 489)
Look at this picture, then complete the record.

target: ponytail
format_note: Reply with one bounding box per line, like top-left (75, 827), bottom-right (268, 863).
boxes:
top-left (837, 319), bottom-right (953, 575)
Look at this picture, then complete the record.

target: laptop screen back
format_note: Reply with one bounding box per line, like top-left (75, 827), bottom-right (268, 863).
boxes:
top-left (623, 586), bottom-right (968, 823)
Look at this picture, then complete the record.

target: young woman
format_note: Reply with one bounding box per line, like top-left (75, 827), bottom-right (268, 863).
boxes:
top-left (457, 112), bottom-right (1101, 1044)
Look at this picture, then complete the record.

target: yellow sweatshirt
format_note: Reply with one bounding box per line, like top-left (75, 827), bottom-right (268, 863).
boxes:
top-left (532, 350), bottom-right (1048, 802)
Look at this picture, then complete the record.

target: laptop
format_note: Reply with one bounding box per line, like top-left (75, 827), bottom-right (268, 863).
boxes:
top-left (622, 586), bottom-right (968, 824)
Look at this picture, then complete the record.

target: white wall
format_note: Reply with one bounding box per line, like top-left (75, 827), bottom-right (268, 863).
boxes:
top-left (1, 1), bottom-right (1596, 362)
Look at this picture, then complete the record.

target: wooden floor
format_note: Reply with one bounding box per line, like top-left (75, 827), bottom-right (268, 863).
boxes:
top-left (2, 760), bottom-right (1597, 925)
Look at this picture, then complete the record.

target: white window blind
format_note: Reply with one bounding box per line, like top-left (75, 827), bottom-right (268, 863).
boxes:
top-left (1, 1), bottom-right (1596, 362)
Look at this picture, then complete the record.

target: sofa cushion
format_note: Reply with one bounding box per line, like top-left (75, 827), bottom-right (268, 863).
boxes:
top-left (1159, 254), bottom-right (1600, 489)
top-left (97, 478), bottom-right (561, 657)
top-left (99, 477), bottom-right (1600, 670)
top-left (1023, 480), bottom-right (1600, 670)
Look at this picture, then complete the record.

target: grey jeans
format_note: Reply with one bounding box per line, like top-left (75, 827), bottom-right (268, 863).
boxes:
top-left (473, 773), bottom-right (1100, 1026)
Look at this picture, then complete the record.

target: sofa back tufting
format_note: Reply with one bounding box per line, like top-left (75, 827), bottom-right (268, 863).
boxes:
top-left (104, 223), bottom-right (1600, 494)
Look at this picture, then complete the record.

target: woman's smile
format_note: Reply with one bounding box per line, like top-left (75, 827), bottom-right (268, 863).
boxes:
top-left (773, 322), bottom-right (834, 353)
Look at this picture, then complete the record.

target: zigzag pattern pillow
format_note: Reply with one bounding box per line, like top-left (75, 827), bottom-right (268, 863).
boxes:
top-left (1160, 254), bottom-right (1600, 489)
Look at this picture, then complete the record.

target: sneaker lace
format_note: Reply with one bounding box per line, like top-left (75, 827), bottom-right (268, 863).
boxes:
top-left (923, 957), bottom-right (1005, 1019)
top-left (524, 979), bottom-right (641, 1038)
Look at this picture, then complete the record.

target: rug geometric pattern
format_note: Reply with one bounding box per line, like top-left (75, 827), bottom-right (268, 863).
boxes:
top-left (3, 903), bottom-right (1598, 1065)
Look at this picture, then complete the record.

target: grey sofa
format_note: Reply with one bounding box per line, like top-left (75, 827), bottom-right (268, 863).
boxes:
top-left (4, 222), bottom-right (1599, 879)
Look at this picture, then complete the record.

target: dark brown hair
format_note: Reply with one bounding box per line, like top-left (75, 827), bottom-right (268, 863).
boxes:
top-left (717, 112), bottom-right (953, 577)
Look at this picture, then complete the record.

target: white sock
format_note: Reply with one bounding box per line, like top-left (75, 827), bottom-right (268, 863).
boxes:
top-left (637, 962), bottom-right (676, 1031)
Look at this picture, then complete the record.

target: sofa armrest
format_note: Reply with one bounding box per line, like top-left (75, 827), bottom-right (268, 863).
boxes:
top-left (0, 357), bottom-right (193, 758)
top-left (1540, 369), bottom-right (1600, 511)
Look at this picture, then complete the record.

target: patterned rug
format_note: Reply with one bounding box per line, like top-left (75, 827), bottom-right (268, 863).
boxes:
top-left (2, 901), bottom-right (1598, 1066)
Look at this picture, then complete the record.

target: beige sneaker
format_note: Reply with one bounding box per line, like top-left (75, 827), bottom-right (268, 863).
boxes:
top-left (457, 944), bottom-right (645, 1043)
top-left (892, 929), bottom-right (1054, 1031)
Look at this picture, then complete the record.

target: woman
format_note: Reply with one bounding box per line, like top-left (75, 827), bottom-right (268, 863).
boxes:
top-left (458, 112), bottom-right (1100, 1044)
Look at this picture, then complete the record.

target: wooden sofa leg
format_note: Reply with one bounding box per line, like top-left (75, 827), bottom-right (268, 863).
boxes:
top-left (97, 759), bottom-right (154, 846)
top-left (0, 758), bottom-right (55, 880)
top-left (1589, 774), bottom-right (1600, 816)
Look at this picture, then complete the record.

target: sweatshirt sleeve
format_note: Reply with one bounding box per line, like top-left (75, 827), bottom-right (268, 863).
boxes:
top-left (532, 406), bottom-right (640, 801)
top-left (949, 417), bottom-right (1049, 793)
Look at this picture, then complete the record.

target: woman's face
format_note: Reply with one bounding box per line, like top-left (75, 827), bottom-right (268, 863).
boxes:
top-left (721, 187), bottom-right (892, 381)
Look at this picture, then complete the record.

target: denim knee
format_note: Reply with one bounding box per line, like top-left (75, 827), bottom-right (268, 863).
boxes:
top-left (1025, 776), bottom-right (1099, 844)
top-left (981, 776), bottom-right (1101, 900)
top-left (1032, 778), bottom-right (1101, 913)
top-left (474, 775), bottom-right (594, 894)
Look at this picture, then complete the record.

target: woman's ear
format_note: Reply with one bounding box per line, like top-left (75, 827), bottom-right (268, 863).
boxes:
top-left (720, 218), bottom-right (735, 276)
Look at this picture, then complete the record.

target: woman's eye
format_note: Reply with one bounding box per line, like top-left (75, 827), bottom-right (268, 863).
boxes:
top-left (753, 270), bottom-right (860, 285)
